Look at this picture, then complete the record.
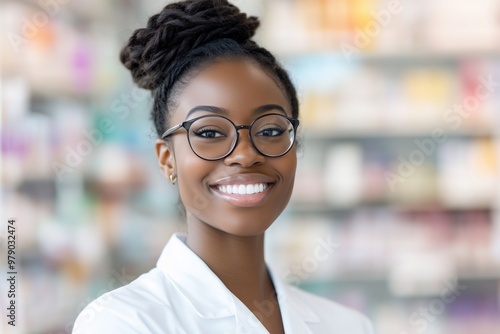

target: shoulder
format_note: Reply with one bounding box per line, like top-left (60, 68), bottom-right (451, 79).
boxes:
top-left (285, 284), bottom-right (374, 333)
top-left (72, 268), bottom-right (175, 334)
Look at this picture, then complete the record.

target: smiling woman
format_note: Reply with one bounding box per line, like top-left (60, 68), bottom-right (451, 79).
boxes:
top-left (159, 60), bottom-right (298, 237)
top-left (73, 1), bottom-right (373, 333)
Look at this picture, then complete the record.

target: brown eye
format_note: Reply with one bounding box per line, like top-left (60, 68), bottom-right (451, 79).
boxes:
top-left (256, 126), bottom-right (286, 137)
top-left (194, 128), bottom-right (225, 138)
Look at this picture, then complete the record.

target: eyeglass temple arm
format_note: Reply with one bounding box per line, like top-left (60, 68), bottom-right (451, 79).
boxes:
top-left (161, 123), bottom-right (183, 139)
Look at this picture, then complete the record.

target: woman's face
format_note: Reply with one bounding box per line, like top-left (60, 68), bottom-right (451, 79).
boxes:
top-left (156, 59), bottom-right (297, 237)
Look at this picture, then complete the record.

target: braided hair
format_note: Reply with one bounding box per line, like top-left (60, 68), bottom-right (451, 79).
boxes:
top-left (120, 0), bottom-right (299, 137)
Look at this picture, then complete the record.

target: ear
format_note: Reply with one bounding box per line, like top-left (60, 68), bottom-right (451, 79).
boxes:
top-left (155, 139), bottom-right (176, 180)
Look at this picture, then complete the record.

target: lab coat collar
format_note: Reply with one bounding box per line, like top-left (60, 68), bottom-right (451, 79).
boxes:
top-left (157, 233), bottom-right (235, 318)
top-left (157, 233), bottom-right (321, 331)
top-left (269, 270), bottom-right (320, 324)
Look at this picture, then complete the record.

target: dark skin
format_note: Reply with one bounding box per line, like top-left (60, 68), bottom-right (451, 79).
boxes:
top-left (155, 59), bottom-right (297, 333)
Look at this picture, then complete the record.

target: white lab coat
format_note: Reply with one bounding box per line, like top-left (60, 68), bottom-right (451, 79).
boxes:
top-left (73, 233), bottom-right (373, 334)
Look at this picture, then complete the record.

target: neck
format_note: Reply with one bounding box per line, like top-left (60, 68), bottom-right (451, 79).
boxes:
top-left (185, 216), bottom-right (275, 306)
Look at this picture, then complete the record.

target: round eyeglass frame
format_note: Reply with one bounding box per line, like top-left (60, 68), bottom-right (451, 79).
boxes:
top-left (161, 113), bottom-right (300, 161)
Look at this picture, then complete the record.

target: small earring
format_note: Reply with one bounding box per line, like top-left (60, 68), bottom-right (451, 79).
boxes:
top-left (169, 174), bottom-right (177, 185)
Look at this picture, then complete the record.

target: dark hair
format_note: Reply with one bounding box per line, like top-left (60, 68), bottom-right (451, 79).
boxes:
top-left (119, 0), bottom-right (299, 137)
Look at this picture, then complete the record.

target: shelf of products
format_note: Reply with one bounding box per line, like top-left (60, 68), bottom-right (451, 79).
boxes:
top-left (259, 0), bottom-right (500, 56)
top-left (1, 2), bottom-right (183, 334)
top-left (261, 1), bottom-right (500, 333)
top-left (290, 136), bottom-right (498, 208)
top-left (2, 0), bottom-right (500, 333)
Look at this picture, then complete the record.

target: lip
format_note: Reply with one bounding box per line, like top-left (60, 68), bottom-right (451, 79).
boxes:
top-left (208, 173), bottom-right (276, 207)
top-left (209, 173), bottom-right (276, 186)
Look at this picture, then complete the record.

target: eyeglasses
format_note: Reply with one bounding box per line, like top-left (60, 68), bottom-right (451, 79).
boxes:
top-left (161, 113), bottom-right (300, 161)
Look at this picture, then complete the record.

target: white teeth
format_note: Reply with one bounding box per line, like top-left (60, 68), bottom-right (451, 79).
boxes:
top-left (216, 183), bottom-right (268, 195)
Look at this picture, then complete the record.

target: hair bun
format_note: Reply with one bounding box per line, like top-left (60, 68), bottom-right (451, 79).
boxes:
top-left (120, 0), bottom-right (260, 90)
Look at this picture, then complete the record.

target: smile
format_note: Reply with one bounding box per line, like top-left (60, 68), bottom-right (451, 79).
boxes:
top-left (208, 173), bottom-right (276, 207)
top-left (216, 183), bottom-right (269, 195)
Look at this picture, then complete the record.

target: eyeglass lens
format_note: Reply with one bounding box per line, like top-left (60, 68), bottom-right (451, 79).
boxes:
top-left (187, 115), bottom-right (295, 160)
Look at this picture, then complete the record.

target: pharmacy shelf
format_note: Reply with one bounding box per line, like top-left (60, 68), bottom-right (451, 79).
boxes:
top-left (301, 128), bottom-right (496, 141)
top-left (282, 51), bottom-right (500, 63)
top-left (286, 203), bottom-right (494, 216)
top-left (299, 273), bottom-right (500, 303)
top-left (299, 269), bottom-right (500, 286)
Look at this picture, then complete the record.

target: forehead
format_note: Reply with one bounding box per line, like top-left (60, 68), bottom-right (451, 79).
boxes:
top-left (173, 59), bottom-right (290, 121)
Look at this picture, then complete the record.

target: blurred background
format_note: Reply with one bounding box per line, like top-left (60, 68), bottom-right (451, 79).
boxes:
top-left (1, 0), bottom-right (500, 333)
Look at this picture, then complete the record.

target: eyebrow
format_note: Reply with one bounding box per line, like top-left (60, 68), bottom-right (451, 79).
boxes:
top-left (186, 104), bottom-right (287, 119)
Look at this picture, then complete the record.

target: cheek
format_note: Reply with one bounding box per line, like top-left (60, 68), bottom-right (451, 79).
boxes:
top-left (263, 153), bottom-right (297, 222)
top-left (277, 151), bottom-right (297, 196)
top-left (283, 148), bottom-right (297, 179)
top-left (174, 141), bottom-right (212, 213)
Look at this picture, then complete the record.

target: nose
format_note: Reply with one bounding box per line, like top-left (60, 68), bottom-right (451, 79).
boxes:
top-left (223, 131), bottom-right (265, 167)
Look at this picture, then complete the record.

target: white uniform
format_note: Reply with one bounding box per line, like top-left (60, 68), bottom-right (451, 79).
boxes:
top-left (73, 233), bottom-right (373, 334)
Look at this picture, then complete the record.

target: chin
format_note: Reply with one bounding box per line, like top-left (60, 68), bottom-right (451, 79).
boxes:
top-left (213, 214), bottom-right (275, 237)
